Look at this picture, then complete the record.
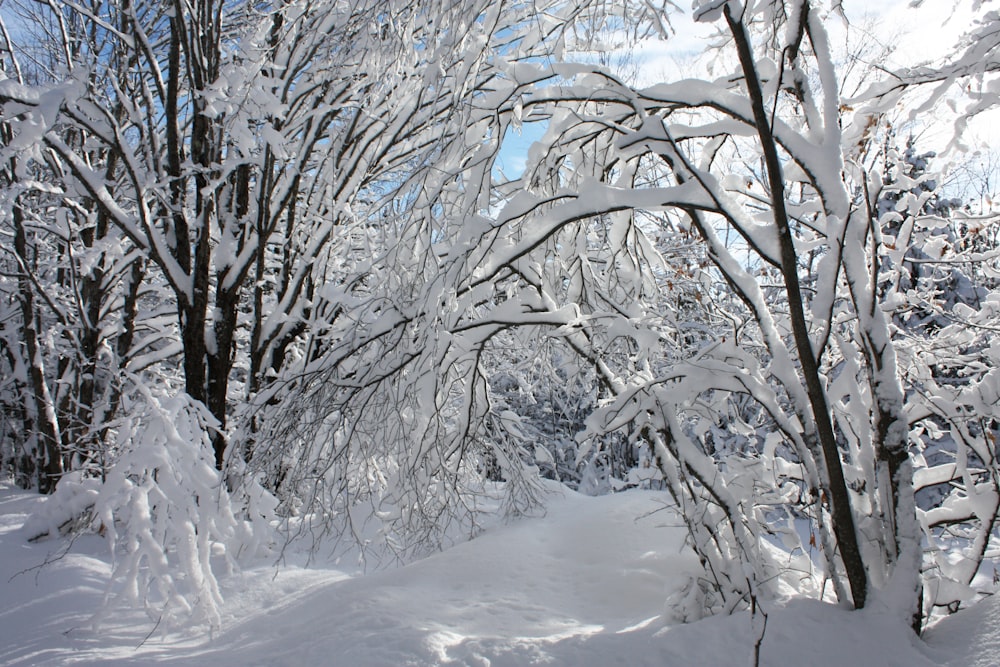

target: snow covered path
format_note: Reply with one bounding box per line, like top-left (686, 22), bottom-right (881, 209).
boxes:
top-left (0, 483), bottom-right (993, 666)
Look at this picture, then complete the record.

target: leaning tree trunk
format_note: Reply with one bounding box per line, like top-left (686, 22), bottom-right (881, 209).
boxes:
top-left (724, 4), bottom-right (869, 610)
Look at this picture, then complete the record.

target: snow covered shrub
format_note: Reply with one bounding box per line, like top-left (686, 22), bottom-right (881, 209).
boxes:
top-left (21, 470), bottom-right (102, 541)
top-left (85, 384), bottom-right (275, 629)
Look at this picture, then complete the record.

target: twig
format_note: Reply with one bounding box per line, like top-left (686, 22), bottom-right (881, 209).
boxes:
top-left (137, 614), bottom-right (163, 649)
top-left (8, 531), bottom-right (82, 586)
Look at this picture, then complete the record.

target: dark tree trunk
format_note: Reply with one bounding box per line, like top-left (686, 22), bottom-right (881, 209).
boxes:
top-left (13, 201), bottom-right (63, 493)
top-left (725, 5), bottom-right (869, 609)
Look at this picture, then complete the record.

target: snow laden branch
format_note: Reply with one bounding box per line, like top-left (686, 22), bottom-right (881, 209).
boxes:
top-left (239, 0), bottom-right (676, 559)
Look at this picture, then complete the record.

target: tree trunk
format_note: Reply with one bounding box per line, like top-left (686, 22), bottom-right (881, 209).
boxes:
top-left (725, 5), bottom-right (869, 609)
top-left (13, 201), bottom-right (63, 493)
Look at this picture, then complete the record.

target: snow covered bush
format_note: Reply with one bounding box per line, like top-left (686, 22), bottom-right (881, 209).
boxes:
top-left (25, 383), bottom-right (276, 630)
top-left (21, 470), bottom-right (102, 542)
top-left (91, 384), bottom-right (276, 629)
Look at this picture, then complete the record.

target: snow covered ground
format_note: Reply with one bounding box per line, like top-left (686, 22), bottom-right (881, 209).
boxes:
top-left (0, 481), bottom-right (996, 666)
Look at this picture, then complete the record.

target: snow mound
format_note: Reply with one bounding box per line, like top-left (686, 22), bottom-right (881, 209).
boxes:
top-left (924, 593), bottom-right (1000, 667)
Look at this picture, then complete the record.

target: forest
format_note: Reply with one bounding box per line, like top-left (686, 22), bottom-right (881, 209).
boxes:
top-left (1, 0), bottom-right (999, 659)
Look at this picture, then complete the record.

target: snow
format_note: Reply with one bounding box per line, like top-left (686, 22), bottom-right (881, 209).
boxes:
top-left (924, 593), bottom-right (1000, 667)
top-left (0, 480), bottom-right (994, 666)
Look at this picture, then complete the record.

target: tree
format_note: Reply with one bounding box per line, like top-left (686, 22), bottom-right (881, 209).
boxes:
top-left (1, 0), bottom-right (498, 473)
top-left (245, 0), bottom-right (674, 553)
top-left (0, 0), bottom-right (145, 491)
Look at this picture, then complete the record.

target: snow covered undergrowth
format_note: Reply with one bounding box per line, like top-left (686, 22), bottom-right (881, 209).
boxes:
top-left (0, 481), bottom-right (995, 667)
